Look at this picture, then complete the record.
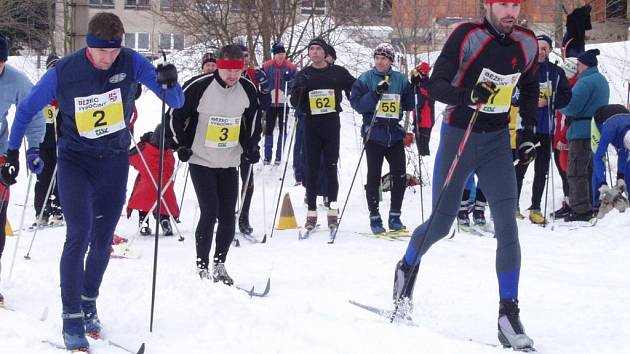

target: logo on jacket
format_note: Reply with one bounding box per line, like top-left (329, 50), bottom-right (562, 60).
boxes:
top-left (511, 57), bottom-right (518, 70)
top-left (109, 73), bottom-right (127, 84)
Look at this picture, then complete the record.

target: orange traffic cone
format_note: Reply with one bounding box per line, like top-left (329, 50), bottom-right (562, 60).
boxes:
top-left (276, 192), bottom-right (298, 230)
top-left (5, 219), bottom-right (13, 236)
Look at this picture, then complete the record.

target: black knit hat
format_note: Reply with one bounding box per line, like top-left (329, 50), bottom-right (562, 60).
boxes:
top-left (326, 44), bottom-right (336, 60)
top-left (577, 49), bottom-right (600, 67)
top-left (46, 54), bottom-right (60, 70)
top-left (308, 37), bottom-right (328, 55)
top-left (201, 52), bottom-right (216, 68)
top-left (272, 42), bottom-right (285, 55)
top-left (536, 34), bottom-right (552, 47)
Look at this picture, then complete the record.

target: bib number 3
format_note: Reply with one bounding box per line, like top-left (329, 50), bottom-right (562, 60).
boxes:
top-left (205, 116), bottom-right (241, 148)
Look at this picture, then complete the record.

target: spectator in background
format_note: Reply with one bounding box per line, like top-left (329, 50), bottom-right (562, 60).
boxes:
top-left (202, 52), bottom-right (217, 74)
top-left (410, 61), bottom-right (435, 157)
top-left (559, 49), bottom-right (609, 221)
top-left (562, 4), bottom-right (592, 58)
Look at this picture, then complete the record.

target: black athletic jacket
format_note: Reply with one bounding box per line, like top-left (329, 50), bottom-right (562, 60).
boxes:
top-left (290, 64), bottom-right (355, 117)
top-left (427, 18), bottom-right (539, 132)
top-left (167, 73), bottom-right (262, 152)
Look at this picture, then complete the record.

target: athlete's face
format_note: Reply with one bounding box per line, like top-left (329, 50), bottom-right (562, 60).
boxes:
top-left (308, 45), bottom-right (326, 66)
top-left (485, 2), bottom-right (521, 34)
top-left (374, 55), bottom-right (392, 73)
top-left (88, 47), bottom-right (121, 70)
top-left (537, 40), bottom-right (550, 63)
top-left (202, 61), bottom-right (216, 74)
top-left (273, 52), bottom-right (285, 64)
top-left (218, 67), bottom-right (243, 87)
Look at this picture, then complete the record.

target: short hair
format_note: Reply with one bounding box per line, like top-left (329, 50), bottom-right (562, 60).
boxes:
top-left (217, 44), bottom-right (244, 61)
top-left (88, 12), bottom-right (125, 40)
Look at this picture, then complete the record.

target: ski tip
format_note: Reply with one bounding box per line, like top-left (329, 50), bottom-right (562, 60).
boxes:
top-left (261, 277), bottom-right (271, 296)
top-left (137, 343), bottom-right (146, 354)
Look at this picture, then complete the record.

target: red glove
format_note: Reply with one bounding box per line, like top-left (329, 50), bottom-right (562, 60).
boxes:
top-left (403, 132), bottom-right (414, 147)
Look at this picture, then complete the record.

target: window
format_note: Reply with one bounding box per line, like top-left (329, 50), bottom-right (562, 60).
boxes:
top-left (160, 0), bottom-right (185, 11)
top-left (301, 0), bottom-right (326, 15)
top-left (124, 32), bottom-right (150, 52)
top-left (159, 33), bottom-right (185, 51)
top-left (125, 0), bottom-right (151, 9)
top-left (89, 0), bottom-right (114, 8)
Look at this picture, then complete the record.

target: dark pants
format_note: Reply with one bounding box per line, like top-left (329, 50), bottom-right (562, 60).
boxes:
top-left (189, 164), bottom-right (238, 267)
top-left (553, 149), bottom-right (570, 198)
top-left (404, 124), bottom-right (521, 300)
top-left (34, 146), bottom-right (61, 217)
top-left (264, 106), bottom-right (288, 162)
top-left (305, 116), bottom-right (340, 210)
top-left (293, 113), bottom-right (305, 182)
top-left (58, 149), bottom-right (128, 314)
top-left (0, 199), bottom-right (7, 259)
top-left (239, 160), bottom-right (254, 220)
top-left (515, 133), bottom-right (551, 210)
top-left (365, 140), bottom-right (406, 215)
top-left (567, 139), bottom-right (592, 213)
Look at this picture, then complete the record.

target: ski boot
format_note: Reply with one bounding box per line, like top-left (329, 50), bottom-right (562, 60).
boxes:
top-left (197, 266), bottom-right (211, 280)
top-left (50, 213), bottom-right (64, 226)
top-left (369, 214), bottom-right (386, 234)
top-left (551, 200), bottom-right (571, 219)
top-left (327, 205), bottom-right (338, 230)
top-left (31, 214), bottom-right (49, 229)
top-left (263, 159), bottom-right (271, 165)
top-left (81, 296), bottom-right (102, 339)
top-left (564, 210), bottom-right (593, 222)
top-left (0, 291), bottom-right (4, 308)
top-left (392, 259), bottom-right (419, 320)
top-left (305, 210), bottom-right (317, 231)
top-left (528, 208), bottom-right (546, 225)
top-left (497, 299), bottom-right (535, 351)
top-left (472, 201), bottom-right (487, 226)
top-left (388, 210), bottom-right (406, 231)
top-left (457, 201), bottom-right (471, 227)
top-left (139, 224), bottom-right (152, 236)
top-left (274, 159), bottom-right (281, 166)
top-left (62, 312), bottom-right (89, 352)
top-left (160, 218), bottom-right (173, 236)
top-left (212, 262), bottom-right (234, 286)
top-left (515, 209), bottom-right (525, 220)
top-left (238, 214), bottom-right (254, 235)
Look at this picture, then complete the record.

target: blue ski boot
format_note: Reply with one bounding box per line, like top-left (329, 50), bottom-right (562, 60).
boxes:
top-left (388, 210), bottom-right (406, 231)
top-left (369, 214), bottom-right (386, 234)
top-left (81, 296), bottom-right (102, 339)
top-left (62, 312), bottom-right (89, 351)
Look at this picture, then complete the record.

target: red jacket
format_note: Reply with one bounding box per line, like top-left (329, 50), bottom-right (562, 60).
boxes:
top-left (553, 75), bottom-right (578, 172)
top-left (127, 142), bottom-right (179, 218)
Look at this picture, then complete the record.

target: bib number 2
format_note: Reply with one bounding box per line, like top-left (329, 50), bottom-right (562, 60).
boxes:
top-left (74, 88), bottom-right (126, 139)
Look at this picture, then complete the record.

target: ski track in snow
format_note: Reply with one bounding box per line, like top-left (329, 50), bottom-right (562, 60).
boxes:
top-left (2, 41), bottom-right (630, 354)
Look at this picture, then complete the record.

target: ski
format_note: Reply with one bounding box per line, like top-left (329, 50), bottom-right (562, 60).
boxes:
top-left (557, 217), bottom-right (597, 230)
top-left (298, 225), bottom-right (321, 240)
top-left (235, 277), bottom-right (271, 297)
top-left (237, 232), bottom-right (266, 244)
top-left (26, 222), bottom-right (65, 232)
top-left (357, 232), bottom-right (404, 241)
top-left (348, 300), bottom-right (417, 326)
top-left (90, 338), bottom-right (145, 354)
top-left (467, 338), bottom-right (537, 352)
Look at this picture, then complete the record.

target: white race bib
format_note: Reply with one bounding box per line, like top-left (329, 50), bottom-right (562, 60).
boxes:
top-left (308, 89), bottom-right (336, 115)
top-left (205, 116), bottom-right (242, 148)
top-left (376, 93), bottom-right (401, 119)
top-left (470, 68), bottom-right (521, 114)
top-left (74, 88), bottom-right (125, 139)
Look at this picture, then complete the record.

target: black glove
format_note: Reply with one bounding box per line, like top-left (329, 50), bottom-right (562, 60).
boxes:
top-left (156, 63), bottom-right (178, 89)
top-left (176, 147), bottom-right (193, 162)
top-left (410, 69), bottom-right (426, 87)
top-left (1, 149), bottom-right (20, 186)
top-left (376, 80), bottom-right (389, 95)
top-left (243, 146), bottom-right (261, 164)
top-left (471, 81), bottom-right (498, 105)
top-left (516, 127), bottom-right (536, 164)
top-left (140, 131), bottom-right (153, 143)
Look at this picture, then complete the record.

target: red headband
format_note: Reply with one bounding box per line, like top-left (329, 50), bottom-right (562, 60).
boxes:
top-left (216, 59), bottom-right (245, 69)
top-left (485, 0), bottom-right (521, 3)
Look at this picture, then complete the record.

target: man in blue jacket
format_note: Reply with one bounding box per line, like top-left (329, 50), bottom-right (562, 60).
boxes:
top-left (1, 13), bottom-right (184, 351)
top-left (0, 32), bottom-right (46, 308)
top-left (559, 48), bottom-right (609, 221)
top-left (591, 104), bottom-right (630, 217)
top-left (350, 43), bottom-right (414, 234)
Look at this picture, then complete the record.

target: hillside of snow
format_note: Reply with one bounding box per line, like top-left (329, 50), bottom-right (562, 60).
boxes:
top-left (1, 38), bottom-right (630, 354)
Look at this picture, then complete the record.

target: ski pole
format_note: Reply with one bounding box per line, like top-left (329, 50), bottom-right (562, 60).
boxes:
top-left (269, 113), bottom-right (299, 240)
top-left (236, 107), bottom-right (263, 240)
top-left (23, 165), bottom-right (58, 260)
top-left (281, 80), bottom-right (289, 160)
top-left (606, 152), bottom-right (613, 187)
top-left (177, 163), bottom-right (189, 217)
top-left (543, 67), bottom-right (559, 229)
top-left (414, 86), bottom-right (425, 223)
top-left (8, 172), bottom-right (34, 281)
top-left (391, 105), bottom-right (482, 321)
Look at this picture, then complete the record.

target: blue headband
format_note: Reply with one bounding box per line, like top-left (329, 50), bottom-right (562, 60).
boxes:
top-left (86, 33), bottom-right (122, 48)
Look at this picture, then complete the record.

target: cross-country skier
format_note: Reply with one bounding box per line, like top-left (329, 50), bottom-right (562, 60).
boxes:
top-left (0, 32), bottom-right (46, 308)
top-left (290, 37), bottom-right (355, 232)
top-left (350, 43), bottom-right (414, 234)
top-left (392, 1), bottom-right (538, 350)
top-left (2, 13), bottom-right (183, 351)
top-left (169, 44), bottom-right (261, 285)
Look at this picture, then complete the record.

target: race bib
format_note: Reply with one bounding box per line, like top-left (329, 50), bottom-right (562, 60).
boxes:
top-left (43, 104), bottom-right (58, 124)
top-left (74, 88), bottom-right (125, 139)
top-left (376, 93), bottom-right (401, 119)
top-left (308, 89), bottom-right (336, 115)
top-left (539, 80), bottom-right (552, 98)
top-left (591, 118), bottom-right (600, 153)
top-left (470, 69), bottom-right (521, 114)
top-left (205, 116), bottom-right (241, 148)
top-left (271, 89), bottom-right (287, 104)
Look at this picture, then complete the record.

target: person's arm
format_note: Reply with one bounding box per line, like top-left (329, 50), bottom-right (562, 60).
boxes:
top-left (168, 79), bottom-right (200, 148)
top-left (342, 67), bottom-right (356, 101)
top-left (401, 80), bottom-right (415, 112)
top-left (242, 81), bottom-right (262, 149)
top-left (132, 51), bottom-right (184, 109)
top-left (553, 68), bottom-right (572, 110)
top-left (8, 69), bottom-right (57, 150)
top-left (560, 80), bottom-right (588, 117)
top-left (516, 59), bottom-right (539, 129)
top-left (592, 124), bottom-right (614, 203)
top-left (349, 78), bottom-right (378, 115)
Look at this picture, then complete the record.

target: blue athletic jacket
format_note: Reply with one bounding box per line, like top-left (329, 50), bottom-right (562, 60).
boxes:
top-left (8, 48), bottom-right (184, 157)
top-left (350, 68), bottom-right (414, 147)
top-left (535, 60), bottom-right (571, 135)
top-left (560, 66), bottom-right (609, 140)
top-left (592, 113), bottom-right (630, 205)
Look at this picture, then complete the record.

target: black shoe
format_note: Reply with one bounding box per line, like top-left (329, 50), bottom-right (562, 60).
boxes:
top-left (160, 219), bottom-right (173, 236)
top-left (140, 225), bottom-right (152, 236)
top-left (212, 262), bottom-right (234, 286)
top-left (498, 299), bottom-right (534, 350)
top-left (238, 215), bottom-right (254, 234)
top-left (552, 202), bottom-right (572, 219)
top-left (563, 211), bottom-right (593, 222)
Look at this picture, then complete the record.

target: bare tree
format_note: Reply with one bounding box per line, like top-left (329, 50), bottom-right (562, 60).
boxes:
top-left (0, 0), bottom-right (51, 54)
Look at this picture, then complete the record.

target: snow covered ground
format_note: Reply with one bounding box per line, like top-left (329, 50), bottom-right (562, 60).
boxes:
top-left (1, 39), bottom-right (630, 354)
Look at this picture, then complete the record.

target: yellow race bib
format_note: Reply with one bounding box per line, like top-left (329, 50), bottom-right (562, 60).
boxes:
top-left (74, 88), bottom-right (125, 139)
top-left (308, 89), bottom-right (336, 115)
top-left (205, 116), bottom-right (241, 148)
top-left (376, 93), bottom-right (401, 119)
top-left (43, 104), bottom-right (58, 124)
top-left (470, 68), bottom-right (521, 114)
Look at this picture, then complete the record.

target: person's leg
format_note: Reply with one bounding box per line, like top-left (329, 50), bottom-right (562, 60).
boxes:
top-left (189, 164), bottom-right (219, 270)
top-left (34, 148), bottom-right (55, 219)
top-left (293, 115), bottom-right (304, 183)
top-left (304, 122), bottom-right (322, 211)
top-left (514, 156), bottom-right (529, 212)
top-left (322, 120), bottom-right (340, 203)
top-left (530, 135), bottom-right (551, 210)
top-left (568, 140), bottom-right (591, 214)
top-left (214, 168), bottom-right (239, 264)
top-left (239, 160), bottom-right (254, 230)
top-left (365, 141), bottom-right (386, 216)
top-left (385, 141), bottom-right (406, 213)
top-left (264, 107), bottom-right (279, 162)
top-left (275, 106), bottom-right (286, 162)
top-left (0, 193), bottom-right (7, 260)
